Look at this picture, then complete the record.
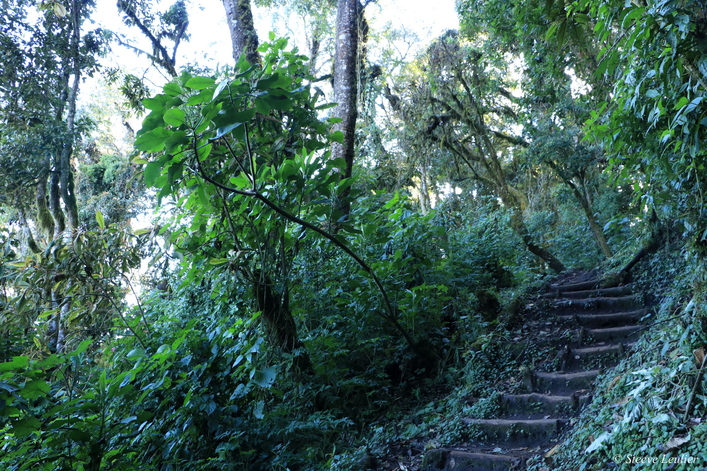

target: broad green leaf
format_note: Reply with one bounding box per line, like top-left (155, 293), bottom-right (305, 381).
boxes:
top-left (621, 7), bottom-right (644, 29)
top-left (213, 79), bottom-right (229, 100)
top-left (137, 410), bottom-right (154, 422)
top-left (252, 367), bottom-right (277, 388)
top-left (11, 417), bottom-right (41, 438)
top-left (256, 73), bottom-right (291, 90)
top-left (328, 131), bottom-right (345, 143)
top-left (213, 107), bottom-right (257, 129)
top-left (65, 429), bottom-right (91, 443)
top-left (20, 380), bottom-right (50, 400)
top-left (95, 210), bottom-right (105, 229)
top-left (327, 157), bottom-right (347, 172)
top-left (135, 128), bottom-right (171, 153)
top-left (140, 110), bottom-right (167, 133)
top-left (253, 400), bottom-right (265, 419)
top-left (202, 101), bottom-right (224, 120)
top-left (185, 76), bottom-right (215, 90)
top-left (165, 130), bottom-right (189, 151)
top-left (229, 175), bottom-right (251, 188)
top-left (0, 356), bottom-right (29, 372)
top-left (167, 161), bottom-right (183, 185)
top-left (144, 161), bottom-right (163, 187)
top-left (187, 89), bottom-right (213, 105)
top-left (166, 97), bottom-right (184, 108)
top-left (183, 389), bottom-right (193, 406)
top-left (208, 258), bottom-right (229, 265)
top-left (127, 348), bottom-right (146, 360)
top-left (315, 102), bottom-right (336, 110)
top-left (279, 162), bottom-right (297, 179)
top-left (197, 143), bottom-right (212, 161)
top-left (254, 97), bottom-right (272, 114)
top-left (163, 82), bottom-right (182, 96)
top-left (674, 96), bottom-right (689, 110)
top-left (70, 339), bottom-right (93, 356)
top-left (215, 122), bottom-right (243, 139)
top-left (263, 95), bottom-right (292, 110)
top-left (256, 74), bottom-right (279, 90)
top-left (337, 177), bottom-right (354, 193)
top-left (143, 96), bottom-right (167, 111)
top-left (164, 108), bottom-right (186, 127)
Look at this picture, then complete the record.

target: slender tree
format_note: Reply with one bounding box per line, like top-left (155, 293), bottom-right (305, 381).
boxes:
top-left (0, 0), bottom-right (107, 351)
top-left (330, 0), bottom-right (374, 215)
top-left (331, 0), bottom-right (360, 182)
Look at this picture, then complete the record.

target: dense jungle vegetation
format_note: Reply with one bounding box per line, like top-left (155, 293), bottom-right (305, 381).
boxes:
top-left (1, 0), bottom-right (706, 469)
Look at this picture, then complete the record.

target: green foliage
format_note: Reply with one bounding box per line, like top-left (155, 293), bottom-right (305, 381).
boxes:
top-left (0, 307), bottom-right (280, 470)
top-left (2, 223), bottom-right (143, 352)
top-left (577, 0), bottom-right (707, 252)
top-left (78, 153), bottom-right (147, 227)
top-left (136, 36), bottom-right (346, 271)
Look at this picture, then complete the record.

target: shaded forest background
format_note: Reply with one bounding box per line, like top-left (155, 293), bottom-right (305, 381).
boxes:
top-left (1, 0), bottom-right (706, 469)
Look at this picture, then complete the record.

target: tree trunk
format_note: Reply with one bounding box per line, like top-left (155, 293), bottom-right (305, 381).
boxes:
top-left (419, 163), bottom-right (431, 214)
top-left (546, 160), bottom-right (612, 258)
top-left (49, 170), bottom-right (65, 237)
top-left (573, 185), bottom-right (612, 258)
top-left (35, 166), bottom-right (55, 238)
top-left (222, 0), bottom-right (261, 66)
top-left (331, 0), bottom-right (360, 215)
top-left (253, 272), bottom-right (312, 373)
top-left (51, 0), bottom-right (82, 232)
top-left (508, 207), bottom-right (566, 273)
top-left (448, 133), bottom-right (567, 273)
top-left (17, 205), bottom-right (40, 254)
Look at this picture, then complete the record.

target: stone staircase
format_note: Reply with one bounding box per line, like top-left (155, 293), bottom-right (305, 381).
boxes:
top-left (421, 273), bottom-right (651, 471)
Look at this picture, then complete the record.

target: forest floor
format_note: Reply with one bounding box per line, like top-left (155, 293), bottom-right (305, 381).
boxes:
top-left (375, 269), bottom-right (652, 471)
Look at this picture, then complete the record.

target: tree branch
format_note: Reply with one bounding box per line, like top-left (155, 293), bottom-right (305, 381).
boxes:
top-left (192, 154), bottom-right (417, 349)
top-left (118, 1), bottom-right (177, 76)
top-left (492, 130), bottom-right (529, 147)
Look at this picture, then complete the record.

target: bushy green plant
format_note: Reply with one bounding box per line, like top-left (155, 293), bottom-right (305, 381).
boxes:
top-left (0, 305), bottom-right (282, 471)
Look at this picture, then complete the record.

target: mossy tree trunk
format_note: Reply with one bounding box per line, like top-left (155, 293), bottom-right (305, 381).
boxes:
top-left (545, 159), bottom-right (613, 259)
top-left (222, 0), bottom-right (261, 66)
top-left (253, 272), bottom-right (313, 373)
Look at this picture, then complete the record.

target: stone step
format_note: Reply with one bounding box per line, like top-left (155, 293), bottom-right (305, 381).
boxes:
top-left (552, 295), bottom-right (642, 314)
top-left (534, 369), bottom-right (600, 393)
top-left (549, 278), bottom-right (603, 293)
top-left (542, 285), bottom-right (633, 300)
top-left (500, 392), bottom-right (590, 418)
top-left (573, 343), bottom-right (632, 358)
top-left (421, 449), bottom-right (522, 471)
top-left (561, 343), bottom-right (633, 371)
top-left (462, 418), bottom-right (569, 445)
top-left (559, 309), bottom-right (648, 328)
top-left (579, 325), bottom-right (642, 344)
